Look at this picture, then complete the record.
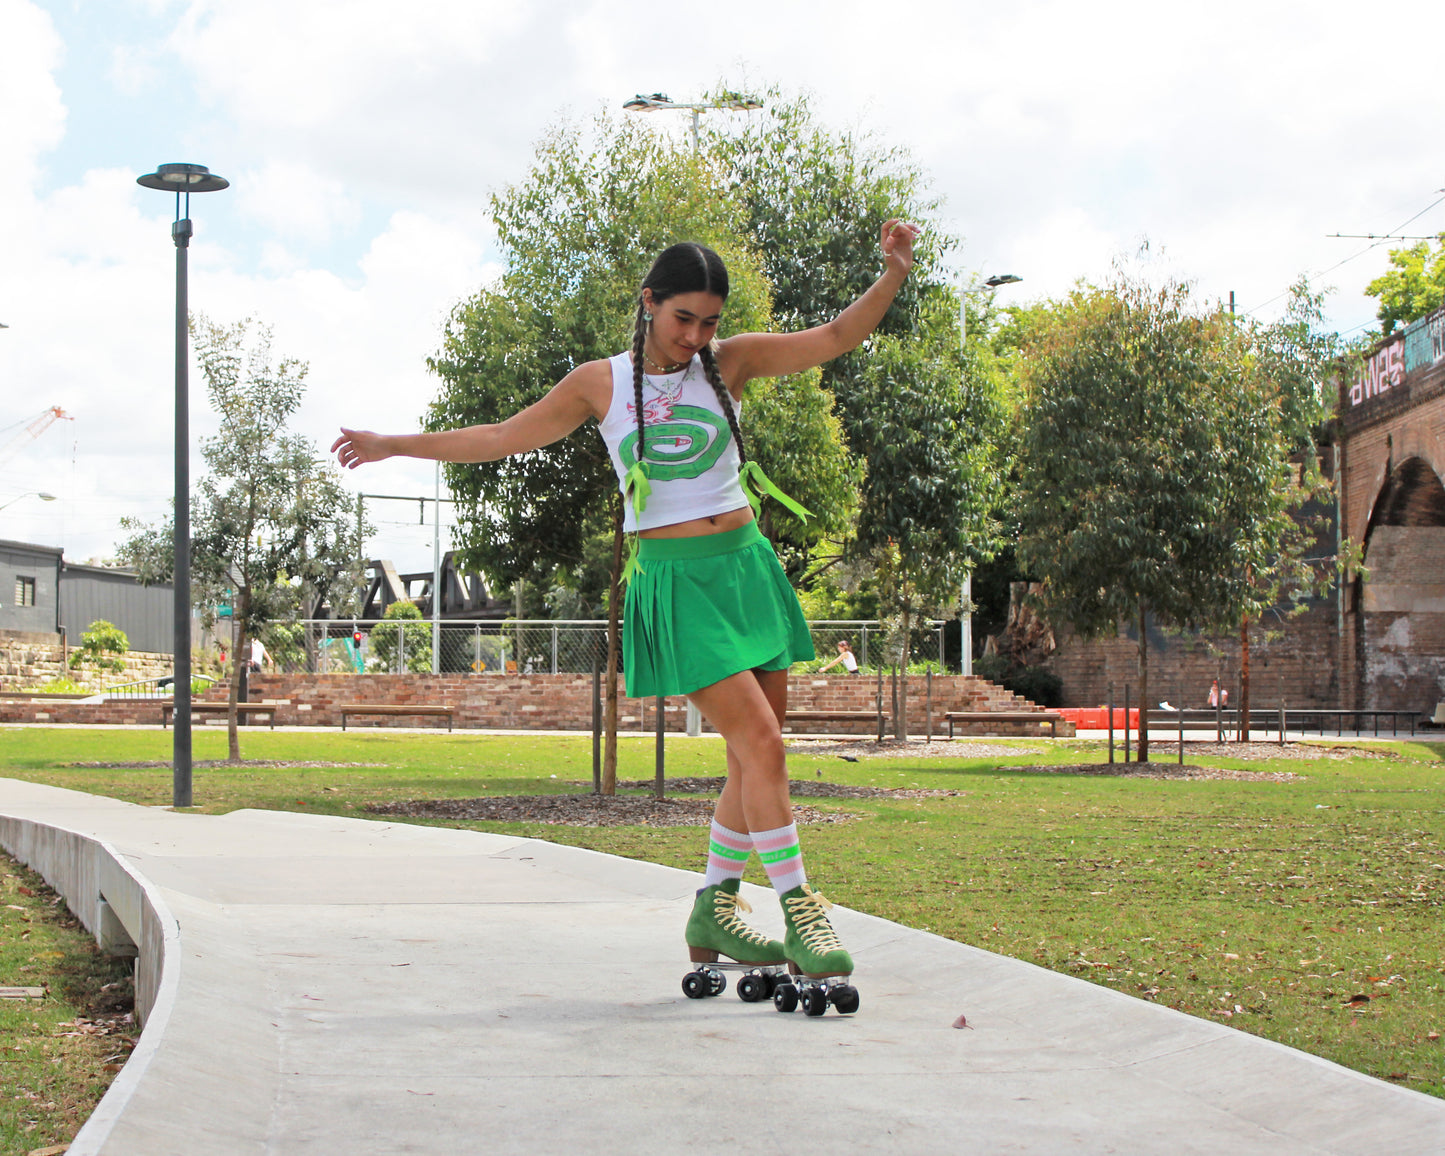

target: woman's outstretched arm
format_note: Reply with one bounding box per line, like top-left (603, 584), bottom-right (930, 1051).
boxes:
top-left (717, 218), bottom-right (921, 390)
top-left (331, 359), bottom-right (610, 469)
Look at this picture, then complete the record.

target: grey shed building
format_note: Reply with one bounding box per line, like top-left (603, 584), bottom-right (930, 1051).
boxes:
top-left (0, 539), bottom-right (62, 635)
top-left (60, 561), bottom-right (175, 655)
top-left (0, 539), bottom-right (177, 654)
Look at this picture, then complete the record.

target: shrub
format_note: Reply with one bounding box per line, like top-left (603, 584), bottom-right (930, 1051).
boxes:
top-left (68, 620), bottom-right (129, 675)
top-left (368, 602), bottom-right (434, 673)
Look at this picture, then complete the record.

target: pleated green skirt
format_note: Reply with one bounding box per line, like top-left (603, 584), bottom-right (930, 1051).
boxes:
top-left (623, 521), bottom-right (815, 699)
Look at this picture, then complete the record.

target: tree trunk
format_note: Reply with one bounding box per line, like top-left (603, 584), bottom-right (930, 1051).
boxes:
top-left (1239, 616), bottom-right (1251, 742)
top-left (895, 602), bottom-right (911, 740)
top-left (1136, 602), bottom-right (1149, 763)
top-left (228, 590), bottom-right (248, 762)
top-left (602, 497), bottom-right (624, 796)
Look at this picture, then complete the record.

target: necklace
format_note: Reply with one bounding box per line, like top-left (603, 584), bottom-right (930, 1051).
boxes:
top-left (643, 351), bottom-right (688, 375)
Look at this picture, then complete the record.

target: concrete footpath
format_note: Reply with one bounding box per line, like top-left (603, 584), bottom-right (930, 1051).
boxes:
top-left (2, 777), bottom-right (1443, 1155)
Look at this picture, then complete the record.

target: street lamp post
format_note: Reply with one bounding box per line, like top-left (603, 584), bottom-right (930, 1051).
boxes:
top-left (622, 92), bottom-right (763, 153)
top-left (0, 491), bottom-right (58, 514)
top-left (136, 163), bottom-right (229, 809)
top-left (958, 273), bottom-right (1022, 676)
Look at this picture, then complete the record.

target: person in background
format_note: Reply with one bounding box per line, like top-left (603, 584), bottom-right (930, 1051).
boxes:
top-left (817, 639), bottom-right (859, 674)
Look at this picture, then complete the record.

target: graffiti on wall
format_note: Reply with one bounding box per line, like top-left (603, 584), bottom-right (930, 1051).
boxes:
top-left (1403, 308), bottom-right (1445, 374)
top-left (1348, 304), bottom-right (1445, 411)
top-left (1350, 338), bottom-right (1405, 407)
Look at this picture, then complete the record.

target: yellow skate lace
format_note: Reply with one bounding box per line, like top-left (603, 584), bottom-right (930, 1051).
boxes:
top-left (784, 886), bottom-right (843, 953)
top-left (714, 890), bottom-right (775, 947)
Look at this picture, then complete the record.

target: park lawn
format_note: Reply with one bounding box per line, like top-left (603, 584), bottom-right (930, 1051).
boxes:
top-left (0, 727), bottom-right (1441, 1103)
top-left (1, 850), bottom-right (135, 1156)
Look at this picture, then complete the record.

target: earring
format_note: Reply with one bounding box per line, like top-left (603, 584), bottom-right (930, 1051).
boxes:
top-left (643, 312), bottom-right (653, 322)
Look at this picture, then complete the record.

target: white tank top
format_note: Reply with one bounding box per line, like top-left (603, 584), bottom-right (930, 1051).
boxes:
top-left (598, 351), bottom-right (749, 532)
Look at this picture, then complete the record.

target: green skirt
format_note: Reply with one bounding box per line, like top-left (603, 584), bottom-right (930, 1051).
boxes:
top-left (623, 521), bottom-right (815, 699)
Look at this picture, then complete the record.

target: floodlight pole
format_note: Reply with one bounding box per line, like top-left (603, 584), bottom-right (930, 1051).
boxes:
top-left (624, 91), bottom-right (761, 733)
top-left (137, 163), bottom-right (229, 808)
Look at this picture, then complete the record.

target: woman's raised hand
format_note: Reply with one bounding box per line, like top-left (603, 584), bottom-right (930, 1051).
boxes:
top-left (880, 218), bottom-right (921, 277)
top-left (331, 427), bottom-right (391, 470)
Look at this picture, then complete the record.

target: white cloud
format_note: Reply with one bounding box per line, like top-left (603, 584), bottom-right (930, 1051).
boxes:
top-left (0, 0), bottom-right (65, 191)
top-left (232, 160), bottom-right (364, 244)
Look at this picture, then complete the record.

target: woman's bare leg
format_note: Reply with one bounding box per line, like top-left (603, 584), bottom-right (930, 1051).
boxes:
top-left (688, 667), bottom-right (791, 834)
top-left (707, 668), bottom-right (789, 834)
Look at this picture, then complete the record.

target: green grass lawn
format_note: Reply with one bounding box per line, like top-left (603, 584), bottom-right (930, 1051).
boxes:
top-left (1, 850), bottom-right (135, 1155)
top-left (1, 726), bottom-right (1442, 1105)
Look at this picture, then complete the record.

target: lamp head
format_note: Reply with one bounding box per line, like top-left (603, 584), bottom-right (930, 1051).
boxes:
top-left (623, 93), bottom-right (673, 112)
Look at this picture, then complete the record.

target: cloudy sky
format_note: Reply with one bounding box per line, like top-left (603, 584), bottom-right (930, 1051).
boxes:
top-left (2, 0), bottom-right (1441, 576)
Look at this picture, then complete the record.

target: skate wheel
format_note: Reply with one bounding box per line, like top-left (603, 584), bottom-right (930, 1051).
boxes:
top-left (773, 982), bottom-right (798, 1013)
top-left (707, 971), bottom-right (726, 997)
top-left (737, 974), bottom-right (768, 1003)
top-left (831, 984), bottom-right (860, 1015)
top-left (801, 987), bottom-right (828, 1017)
top-left (763, 973), bottom-right (780, 999)
top-left (681, 971), bottom-right (709, 999)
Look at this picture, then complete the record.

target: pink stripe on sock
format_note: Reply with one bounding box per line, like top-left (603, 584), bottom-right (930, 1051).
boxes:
top-left (752, 831), bottom-right (797, 853)
top-left (711, 828), bottom-right (751, 853)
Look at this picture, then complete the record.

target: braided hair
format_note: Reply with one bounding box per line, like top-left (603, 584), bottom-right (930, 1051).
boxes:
top-left (632, 243), bottom-right (747, 471)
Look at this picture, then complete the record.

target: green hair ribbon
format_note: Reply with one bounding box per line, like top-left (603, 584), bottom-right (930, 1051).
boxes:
top-left (621, 534), bottom-right (643, 585)
top-left (739, 460), bottom-right (813, 523)
top-left (623, 460), bottom-right (652, 518)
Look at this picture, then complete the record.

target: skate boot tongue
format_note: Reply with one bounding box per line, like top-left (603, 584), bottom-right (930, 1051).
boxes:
top-left (782, 885), bottom-right (853, 977)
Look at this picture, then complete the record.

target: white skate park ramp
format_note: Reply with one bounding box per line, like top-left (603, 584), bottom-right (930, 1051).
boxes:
top-left (2, 776), bottom-right (1443, 1155)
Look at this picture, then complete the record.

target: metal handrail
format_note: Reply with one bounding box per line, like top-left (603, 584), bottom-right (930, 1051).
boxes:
top-left (103, 674), bottom-right (217, 699)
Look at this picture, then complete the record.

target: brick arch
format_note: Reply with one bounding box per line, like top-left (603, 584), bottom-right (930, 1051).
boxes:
top-left (1363, 455), bottom-right (1445, 553)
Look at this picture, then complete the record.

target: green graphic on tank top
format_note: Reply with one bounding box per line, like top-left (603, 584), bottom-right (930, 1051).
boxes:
top-left (619, 405), bottom-right (731, 480)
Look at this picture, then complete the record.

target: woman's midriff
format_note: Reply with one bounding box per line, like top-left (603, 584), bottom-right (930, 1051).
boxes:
top-left (638, 504), bottom-right (754, 539)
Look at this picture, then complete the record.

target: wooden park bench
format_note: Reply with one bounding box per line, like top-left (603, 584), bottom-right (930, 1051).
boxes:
top-left (784, 709), bottom-right (888, 739)
top-left (945, 711), bottom-right (1064, 738)
top-left (340, 704), bottom-right (454, 731)
top-left (162, 702), bottom-right (277, 730)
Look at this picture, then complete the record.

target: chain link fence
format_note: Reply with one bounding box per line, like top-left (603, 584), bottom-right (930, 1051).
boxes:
top-left (272, 619), bottom-right (950, 675)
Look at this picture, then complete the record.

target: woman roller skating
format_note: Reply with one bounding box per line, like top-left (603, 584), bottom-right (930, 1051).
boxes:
top-left (332, 219), bottom-right (920, 1016)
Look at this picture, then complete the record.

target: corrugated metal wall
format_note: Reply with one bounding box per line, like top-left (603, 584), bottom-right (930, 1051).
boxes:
top-left (0, 541), bottom-right (61, 634)
top-left (59, 565), bottom-right (174, 654)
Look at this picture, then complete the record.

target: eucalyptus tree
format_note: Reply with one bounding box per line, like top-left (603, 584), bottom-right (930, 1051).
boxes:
top-left (1016, 271), bottom-right (1335, 760)
top-left (120, 317), bottom-right (364, 759)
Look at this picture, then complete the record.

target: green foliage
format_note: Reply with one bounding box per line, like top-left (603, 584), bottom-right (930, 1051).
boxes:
top-left (118, 318), bottom-right (367, 636)
top-left (1364, 234), bottom-right (1445, 335)
top-left (117, 318), bottom-right (368, 757)
top-left (368, 600), bottom-right (434, 673)
top-left (704, 86), bottom-right (1006, 627)
top-left (1017, 270), bottom-right (1332, 641)
top-left (67, 619), bottom-right (128, 674)
top-left (29, 676), bottom-right (87, 694)
top-left (427, 110), bottom-right (856, 596)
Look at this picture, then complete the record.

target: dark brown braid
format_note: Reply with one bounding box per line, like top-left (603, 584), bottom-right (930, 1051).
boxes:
top-left (630, 301), bottom-right (648, 471)
top-left (697, 343), bottom-right (747, 465)
top-left (633, 242), bottom-right (736, 474)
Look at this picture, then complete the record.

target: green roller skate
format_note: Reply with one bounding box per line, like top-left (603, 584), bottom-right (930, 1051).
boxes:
top-left (772, 884), bottom-right (860, 1017)
top-left (680, 880), bottom-right (789, 1004)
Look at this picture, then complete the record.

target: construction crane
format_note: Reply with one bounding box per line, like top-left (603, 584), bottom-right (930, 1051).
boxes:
top-left (0, 406), bottom-right (73, 471)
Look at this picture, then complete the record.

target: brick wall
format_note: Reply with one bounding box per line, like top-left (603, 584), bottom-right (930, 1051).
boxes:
top-left (0, 670), bottom-right (1073, 735)
top-left (1044, 600), bottom-right (1345, 711)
